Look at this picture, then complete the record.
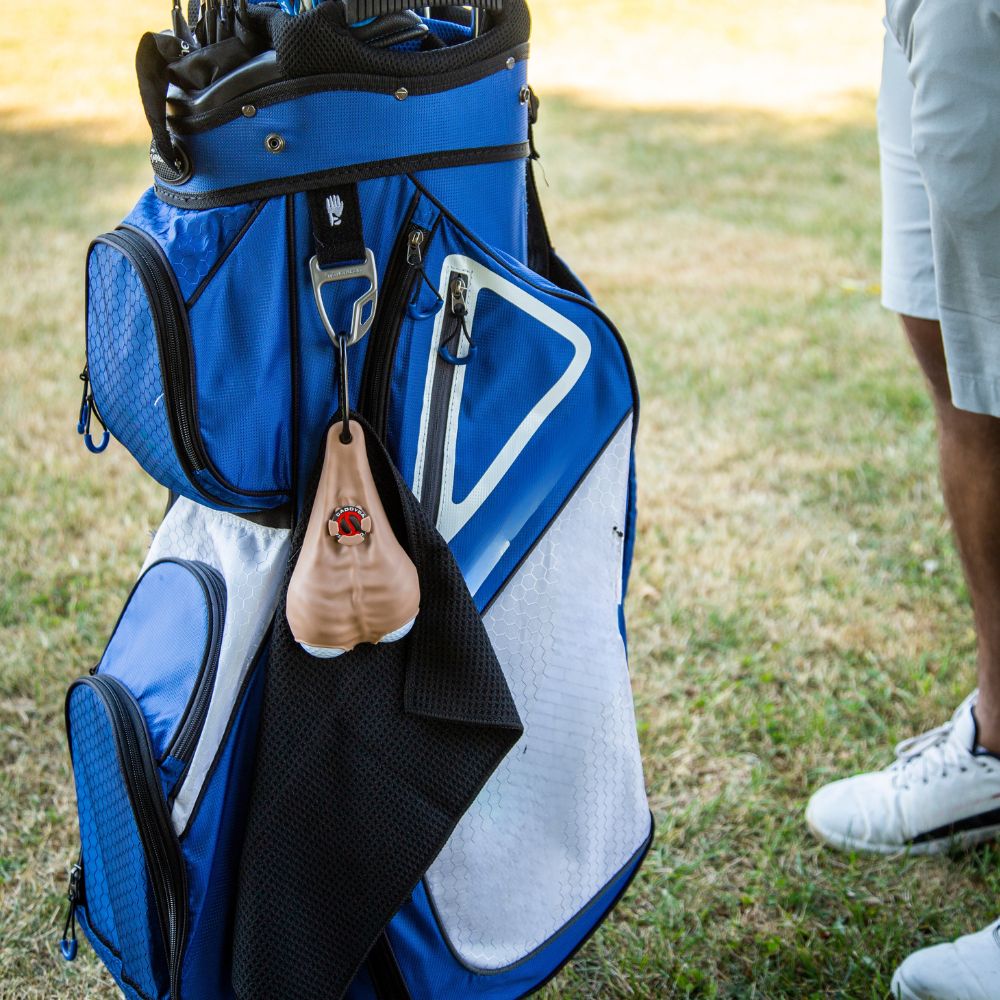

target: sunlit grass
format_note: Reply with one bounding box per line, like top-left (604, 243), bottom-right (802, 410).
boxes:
top-left (3, 2), bottom-right (997, 998)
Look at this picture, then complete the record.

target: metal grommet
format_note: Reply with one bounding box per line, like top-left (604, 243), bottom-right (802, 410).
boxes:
top-left (265, 132), bottom-right (286, 153)
top-left (242, 104), bottom-right (257, 118)
top-left (519, 85), bottom-right (531, 105)
top-left (394, 87), bottom-right (409, 101)
top-left (506, 56), bottom-right (516, 70)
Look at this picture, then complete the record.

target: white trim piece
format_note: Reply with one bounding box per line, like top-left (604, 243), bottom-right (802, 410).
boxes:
top-left (412, 255), bottom-right (592, 555)
top-left (425, 419), bottom-right (649, 970)
top-left (140, 499), bottom-right (290, 835)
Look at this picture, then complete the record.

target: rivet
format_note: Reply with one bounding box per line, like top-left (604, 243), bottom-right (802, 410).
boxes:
top-left (506, 56), bottom-right (516, 70)
top-left (519, 86), bottom-right (531, 105)
top-left (265, 132), bottom-right (285, 153)
top-left (242, 104), bottom-right (257, 118)
top-left (394, 87), bottom-right (409, 101)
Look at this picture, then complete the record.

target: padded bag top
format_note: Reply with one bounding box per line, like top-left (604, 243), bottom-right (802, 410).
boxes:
top-left (232, 413), bottom-right (522, 1000)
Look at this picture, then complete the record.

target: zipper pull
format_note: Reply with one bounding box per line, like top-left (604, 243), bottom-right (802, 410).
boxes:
top-left (449, 274), bottom-right (468, 318)
top-left (406, 228), bottom-right (425, 268)
top-left (60, 860), bottom-right (82, 961)
top-left (406, 226), bottom-right (444, 321)
top-left (77, 367), bottom-right (109, 454)
top-left (439, 274), bottom-right (476, 366)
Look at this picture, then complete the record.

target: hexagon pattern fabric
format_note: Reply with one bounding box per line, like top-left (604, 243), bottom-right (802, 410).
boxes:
top-left (424, 419), bottom-right (650, 970)
top-left (67, 684), bottom-right (169, 1000)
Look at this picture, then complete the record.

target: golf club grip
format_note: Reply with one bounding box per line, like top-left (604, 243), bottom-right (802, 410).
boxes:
top-left (346, 0), bottom-right (502, 20)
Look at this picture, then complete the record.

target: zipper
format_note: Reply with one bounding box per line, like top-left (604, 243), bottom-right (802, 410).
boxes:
top-left (69, 675), bottom-right (187, 999)
top-left (95, 228), bottom-right (218, 502)
top-left (358, 197), bottom-right (436, 441)
top-left (419, 270), bottom-right (472, 522)
top-left (162, 560), bottom-right (227, 765)
top-left (60, 856), bottom-right (83, 961)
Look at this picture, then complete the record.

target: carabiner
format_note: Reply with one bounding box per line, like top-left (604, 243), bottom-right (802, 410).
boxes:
top-left (309, 249), bottom-right (379, 348)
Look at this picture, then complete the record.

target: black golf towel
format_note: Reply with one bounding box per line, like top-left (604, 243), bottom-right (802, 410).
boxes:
top-left (232, 416), bottom-right (523, 1000)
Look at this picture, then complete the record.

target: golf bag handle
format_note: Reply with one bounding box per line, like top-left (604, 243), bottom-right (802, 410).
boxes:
top-left (345, 0), bottom-right (502, 18)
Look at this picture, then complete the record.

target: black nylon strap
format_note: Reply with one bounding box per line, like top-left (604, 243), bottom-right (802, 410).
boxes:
top-left (307, 184), bottom-right (366, 266)
top-left (524, 89), bottom-right (553, 280)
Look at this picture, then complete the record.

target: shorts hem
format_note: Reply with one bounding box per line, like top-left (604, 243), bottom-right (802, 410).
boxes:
top-left (948, 372), bottom-right (1000, 418)
top-left (881, 278), bottom-right (940, 322)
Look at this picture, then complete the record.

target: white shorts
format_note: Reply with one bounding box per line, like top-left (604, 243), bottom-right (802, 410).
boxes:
top-left (879, 1), bottom-right (1000, 416)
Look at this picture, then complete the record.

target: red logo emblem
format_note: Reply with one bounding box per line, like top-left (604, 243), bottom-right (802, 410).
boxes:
top-left (328, 505), bottom-right (372, 546)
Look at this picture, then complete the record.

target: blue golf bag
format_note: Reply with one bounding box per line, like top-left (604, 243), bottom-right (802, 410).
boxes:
top-left (63, 2), bottom-right (651, 997)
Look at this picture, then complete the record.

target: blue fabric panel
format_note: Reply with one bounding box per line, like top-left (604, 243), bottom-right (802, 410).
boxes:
top-left (87, 242), bottom-right (195, 502)
top-left (68, 685), bottom-right (168, 1000)
top-left (124, 190), bottom-right (258, 303)
top-left (622, 452), bottom-right (638, 598)
top-left (415, 159), bottom-right (528, 263)
top-left (86, 237), bottom-right (286, 512)
top-left (188, 197), bottom-right (292, 494)
top-left (179, 648), bottom-right (268, 1000)
top-left (451, 289), bottom-right (575, 501)
top-left (78, 908), bottom-right (156, 1000)
top-left (344, 962), bottom-right (379, 1000)
top-left (96, 561), bottom-right (212, 762)
top-left (386, 844), bottom-right (647, 998)
top-left (161, 64), bottom-right (528, 197)
top-left (388, 212), bottom-right (635, 609)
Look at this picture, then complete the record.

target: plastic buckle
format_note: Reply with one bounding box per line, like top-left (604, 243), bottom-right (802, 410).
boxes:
top-left (309, 249), bottom-right (379, 347)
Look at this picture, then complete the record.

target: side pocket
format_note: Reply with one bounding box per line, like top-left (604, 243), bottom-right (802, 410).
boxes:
top-left (83, 192), bottom-right (292, 512)
top-left (66, 676), bottom-right (186, 1000)
top-left (62, 501), bottom-right (291, 1000)
top-left (394, 181), bottom-right (638, 607)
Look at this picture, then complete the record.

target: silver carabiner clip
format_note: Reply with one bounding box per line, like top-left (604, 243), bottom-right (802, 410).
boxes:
top-left (309, 248), bottom-right (379, 347)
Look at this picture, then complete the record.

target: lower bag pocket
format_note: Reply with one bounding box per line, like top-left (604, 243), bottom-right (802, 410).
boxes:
top-left (66, 675), bottom-right (186, 1000)
top-left (63, 503), bottom-right (291, 1000)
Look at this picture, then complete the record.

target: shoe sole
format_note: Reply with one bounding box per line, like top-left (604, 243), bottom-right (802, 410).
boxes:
top-left (889, 971), bottom-right (921, 1000)
top-left (805, 811), bottom-right (1000, 857)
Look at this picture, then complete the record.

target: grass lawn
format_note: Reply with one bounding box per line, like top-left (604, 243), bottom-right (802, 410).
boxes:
top-left (3, 2), bottom-right (999, 998)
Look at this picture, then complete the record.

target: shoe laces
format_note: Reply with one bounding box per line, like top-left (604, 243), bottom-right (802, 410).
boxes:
top-left (890, 721), bottom-right (976, 789)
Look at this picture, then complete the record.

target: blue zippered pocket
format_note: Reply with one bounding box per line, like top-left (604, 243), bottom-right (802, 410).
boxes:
top-left (83, 193), bottom-right (293, 512)
top-left (63, 559), bottom-right (228, 1000)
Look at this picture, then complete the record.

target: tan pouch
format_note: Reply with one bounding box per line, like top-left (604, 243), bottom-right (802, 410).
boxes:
top-left (286, 421), bottom-right (420, 657)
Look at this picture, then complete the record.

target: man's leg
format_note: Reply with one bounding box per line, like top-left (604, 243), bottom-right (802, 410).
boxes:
top-left (902, 313), bottom-right (1000, 754)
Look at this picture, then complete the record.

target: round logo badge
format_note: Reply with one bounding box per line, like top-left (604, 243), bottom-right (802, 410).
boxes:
top-left (328, 505), bottom-right (372, 546)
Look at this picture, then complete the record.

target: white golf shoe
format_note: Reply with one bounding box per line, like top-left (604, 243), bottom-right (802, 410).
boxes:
top-left (806, 693), bottom-right (1000, 855)
top-left (891, 919), bottom-right (1000, 999)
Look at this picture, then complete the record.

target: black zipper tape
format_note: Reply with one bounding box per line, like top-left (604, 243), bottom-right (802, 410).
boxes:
top-left (165, 561), bottom-right (227, 765)
top-left (419, 269), bottom-right (470, 521)
top-left (358, 195), bottom-right (444, 442)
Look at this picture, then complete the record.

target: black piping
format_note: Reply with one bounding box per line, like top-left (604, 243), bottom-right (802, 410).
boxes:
top-left (286, 193), bottom-right (301, 520)
top-left (154, 142), bottom-right (531, 210)
top-left (167, 45), bottom-right (530, 133)
top-left (185, 200), bottom-right (267, 309)
top-left (76, 911), bottom-right (158, 1000)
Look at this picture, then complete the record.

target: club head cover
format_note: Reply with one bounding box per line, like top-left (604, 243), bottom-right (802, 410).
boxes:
top-left (286, 420), bottom-right (420, 657)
